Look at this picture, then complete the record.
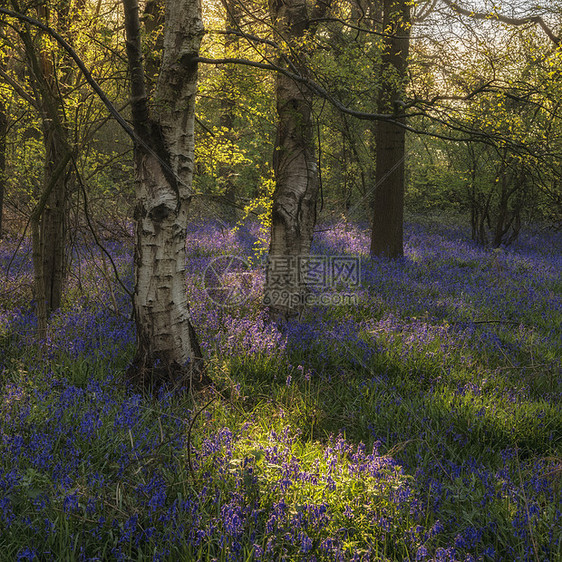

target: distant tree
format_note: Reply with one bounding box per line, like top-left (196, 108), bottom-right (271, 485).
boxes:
top-left (370, 0), bottom-right (410, 258)
top-left (0, 98), bottom-right (5, 239)
top-left (218, 0), bottom-right (242, 221)
top-left (436, 0), bottom-right (562, 242)
top-left (311, 0), bottom-right (380, 217)
top-left (3, 0), bottom-right (74, 338)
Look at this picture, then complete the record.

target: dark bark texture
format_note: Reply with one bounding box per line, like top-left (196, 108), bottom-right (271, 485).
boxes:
top-left (0, 100), bottom-right (6, 238)
top-left (370, 0), bottom-right (410, 258)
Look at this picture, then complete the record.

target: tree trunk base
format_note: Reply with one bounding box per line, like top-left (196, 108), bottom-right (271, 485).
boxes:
top-left (126, 355), bottom-right (210, 393)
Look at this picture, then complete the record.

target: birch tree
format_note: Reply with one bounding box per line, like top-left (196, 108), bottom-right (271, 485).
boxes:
top-left (265, 0), bottom-right (331, 321)
top-left (0, 0), bottom-right (205, 387)
top-left (122, 0), bottom-right (206, 388)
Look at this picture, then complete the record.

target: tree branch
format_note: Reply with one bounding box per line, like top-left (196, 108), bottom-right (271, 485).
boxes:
top-left (0, 6), bottom-right (137, 140)
top-left (0, 67), bottom-right (38, 108)
top-left (194, 55), bottom-right (508, 144)
top-left (0, 6), bottom-right (194, 196)
top-left (441, 0), bottom-right (561, 46)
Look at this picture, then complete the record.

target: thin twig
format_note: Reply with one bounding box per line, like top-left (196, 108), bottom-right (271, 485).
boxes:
top-left (187, 395), bottom-right (220, 480)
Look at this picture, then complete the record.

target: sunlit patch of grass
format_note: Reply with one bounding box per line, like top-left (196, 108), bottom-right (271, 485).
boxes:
top-left (0, 362), bottom-right (423, 561)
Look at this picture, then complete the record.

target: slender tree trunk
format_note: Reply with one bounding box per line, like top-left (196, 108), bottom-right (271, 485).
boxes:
top-left (266, 0), bottom-right (328, 320)
top-left (39, 11), bottom-right (71, 312)
top-left (123, 0), bottom-right (205, 389)
top-left (219, 0), bottom-right (241, 223)
top-left (35, 24), bottom-right (70, 331)
top-left (38, 118), bottom-right (69, 313)
top-left (143, 0), bottom-right (164, 94)
top-left (0, 100), bottom-right (5, 239)
top-left (0, 7), bottom-right (6, 241)
top-left (12, 0), bottom-right (72, 334)
top-left (31, 149), bottom-right (72, 338)
top-left (370, 0), bottom-right (410, 258)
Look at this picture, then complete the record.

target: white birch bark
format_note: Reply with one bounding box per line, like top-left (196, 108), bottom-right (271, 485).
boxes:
top-left (125, 0), bottom-right (205, 386)
top-left (265, 0), bottom-right (322, 321)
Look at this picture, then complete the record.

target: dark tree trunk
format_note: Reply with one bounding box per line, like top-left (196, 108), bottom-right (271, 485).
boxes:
top-left (219, 0), bottom-right (242, 222)
top-left (38, 119), bottom-right (69, 313)
top-left (370, 0), bottom-right (410, 258)
top-left (371, 119), bottom-right (406, 257)
top-left (0, 100), bottom-right (5, 239)
top-left (11, 0), bottom-right (73, 336)
top-left (31, 135), bottom-right (71, 339)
